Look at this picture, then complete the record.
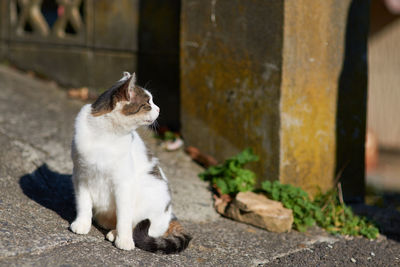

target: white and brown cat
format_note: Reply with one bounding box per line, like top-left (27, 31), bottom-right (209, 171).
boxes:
top-left (70, 72), bottom-right (191, 253)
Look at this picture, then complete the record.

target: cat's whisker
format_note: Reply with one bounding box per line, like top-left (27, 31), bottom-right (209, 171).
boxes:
top-left (151, 120), bottom-right (159, 132)
top-left (144, 81), bottom-right (152, 89)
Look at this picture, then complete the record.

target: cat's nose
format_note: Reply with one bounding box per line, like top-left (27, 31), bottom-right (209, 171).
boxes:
top-left (156, 107), bottom-right (160, 113)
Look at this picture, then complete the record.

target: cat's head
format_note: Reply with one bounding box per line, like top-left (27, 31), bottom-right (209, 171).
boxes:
top-left (91, 72), bottom-right (160, 129)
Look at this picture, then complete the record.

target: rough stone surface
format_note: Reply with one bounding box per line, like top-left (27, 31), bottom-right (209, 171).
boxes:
top-left (93, 0), bottom-right (139, 51)
top-left (1, 65), bottom-right (399, 266)
top-left (6, 44), bottom-right (137, 91)
top-left (279, 0), bottom-right (369, 200)
top-left (265, 237), bottom-right (400, 267)
top-left (217, 192), bottom-right (293, 233)
top-left (181, 0), bottom-right (369, 200)
top-left (279, 0), bottom-right (348, 195)
top-left (181, 0), bottom-right (283, 183)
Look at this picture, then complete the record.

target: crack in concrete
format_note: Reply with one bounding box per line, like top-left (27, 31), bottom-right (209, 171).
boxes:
top-left (254, 235), bottom-right (340, 265)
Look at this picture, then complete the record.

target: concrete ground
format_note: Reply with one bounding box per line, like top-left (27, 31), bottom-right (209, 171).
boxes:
top-left (0, 65), bottom-right (400, 266)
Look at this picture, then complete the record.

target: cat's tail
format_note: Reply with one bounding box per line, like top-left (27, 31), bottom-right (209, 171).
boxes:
top-left (133, 218), bottom-right (192, 254)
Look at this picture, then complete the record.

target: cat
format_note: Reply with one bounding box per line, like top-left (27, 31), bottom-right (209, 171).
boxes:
top-left (69, 72), bottom-right (191, 253)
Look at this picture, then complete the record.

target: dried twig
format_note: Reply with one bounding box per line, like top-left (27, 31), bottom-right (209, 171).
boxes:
top-left (334, 160), bottom-right (350, 186)
top-left (337, 182), bottom-right (344, 206)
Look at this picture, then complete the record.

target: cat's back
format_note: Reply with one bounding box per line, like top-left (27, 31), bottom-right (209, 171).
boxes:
top-left (73, 104), bottom-right (92, 144)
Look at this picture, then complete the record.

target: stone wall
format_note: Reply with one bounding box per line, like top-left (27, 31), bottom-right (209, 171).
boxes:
top-left (0, 0), bottom-right (138, 89)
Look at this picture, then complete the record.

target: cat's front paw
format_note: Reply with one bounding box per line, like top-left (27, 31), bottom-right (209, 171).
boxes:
top-left (70, 219), bottom-right (91, 235)
top-left (115, 235), bottom-right (135, 251)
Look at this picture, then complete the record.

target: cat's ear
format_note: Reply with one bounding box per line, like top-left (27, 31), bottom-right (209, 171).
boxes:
top-left (127, 72), bottom-right (136, 100)
top-left (122, 71), bottom-right (130, 79)
top-left (91, 73), bottom-right (135, 116)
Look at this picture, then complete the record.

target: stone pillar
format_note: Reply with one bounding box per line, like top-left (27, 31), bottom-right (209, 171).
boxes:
top-left (181, 0), bottom-right (283, 183)
top-left (181, 0), bottom-right (369, 200)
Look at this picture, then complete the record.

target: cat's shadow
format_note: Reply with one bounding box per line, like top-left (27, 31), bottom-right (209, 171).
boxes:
top-left (19, 164), bottom-right (76, 223)
top-left (20, 164), bottom-right (110, 236)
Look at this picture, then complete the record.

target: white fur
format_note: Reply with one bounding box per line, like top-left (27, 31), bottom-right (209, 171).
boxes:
top-left (70, 73), bottom-right (171, 251)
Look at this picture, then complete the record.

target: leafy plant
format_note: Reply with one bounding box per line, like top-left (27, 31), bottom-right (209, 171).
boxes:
top-left (163, 131), bottom-right (176, 141)
top-left (154, 130), bottom-right (177, 141)
top-left (199, 149), bottom-right (379, 239)
top-left (313, 190), bottom-right (379, 239)
top-left (261, 180), bottom-right (322, 232)
top-left (199, 148), bottom-right (259, 195)
top-left (262, 181), bottom-right (379, 239)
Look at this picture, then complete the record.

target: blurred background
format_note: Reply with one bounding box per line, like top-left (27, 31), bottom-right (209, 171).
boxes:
top-left (0, 0), bottom-right (181, 130)
top-left (367, 0), bottom-right (400, 199)
top-left (0, 0), bottom-right (399, 204)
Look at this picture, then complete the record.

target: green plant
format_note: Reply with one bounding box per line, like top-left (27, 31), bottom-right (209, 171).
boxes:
top-left (163, 131), bottom-right (176, 141)
top-left (199, 148), bottom-right (259, 195)
top-left (313, 190), bottom-right (379, 239)
top-left (154, 130), bottom-right (177, 141)
top-left (262, 181), bottom-right (379, 239)
top-left (261, 181), bottom-right (322, 232)
top-left (199, 149), bottom-right (379, 239)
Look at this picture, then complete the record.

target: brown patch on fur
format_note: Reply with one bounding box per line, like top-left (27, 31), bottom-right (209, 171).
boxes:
top-left (163, 220), bottom-right (185, 238)
top-left (91, 77), bottom-right (131, 116)
top-left (121, 86), bottom-right (151, 116)
top-left (94, 212), bottom-right (117, 230)
top-left (121, 102), bottom-right (142, 115)
top-left (91, 76), bottom-right (151, 117)
top-left (91, 108), bottom-right (109, 117)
